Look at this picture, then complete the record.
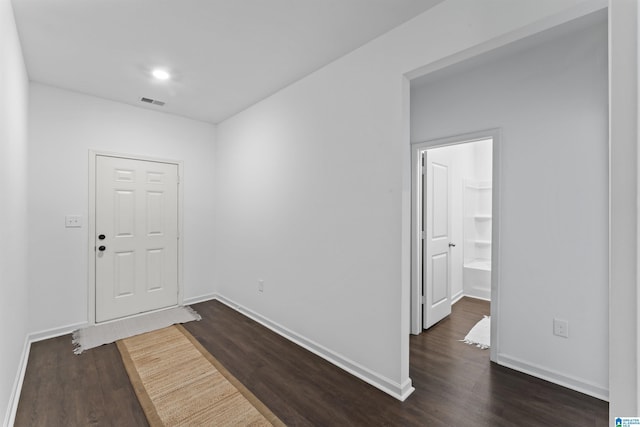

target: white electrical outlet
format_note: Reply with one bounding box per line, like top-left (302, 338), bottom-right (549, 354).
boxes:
top-left (553, 318), bottom-right (569, 338)
top-left (258, 279), bottom-right (264, 293)
top-left (65, 215), bottom-right (83, 228)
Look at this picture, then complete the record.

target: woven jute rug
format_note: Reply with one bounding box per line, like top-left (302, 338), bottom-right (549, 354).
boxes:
top-left (117, 324), bottom-right (285, 426)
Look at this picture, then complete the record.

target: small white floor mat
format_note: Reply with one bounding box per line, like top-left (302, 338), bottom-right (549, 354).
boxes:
top-left (72, 306), bottom-right (201, 354)
top-left (462, 315), bottom-right (490, 349)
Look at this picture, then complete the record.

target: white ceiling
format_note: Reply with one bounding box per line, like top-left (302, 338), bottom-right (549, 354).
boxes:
top-left (11, 0), bottom-right (443, 124)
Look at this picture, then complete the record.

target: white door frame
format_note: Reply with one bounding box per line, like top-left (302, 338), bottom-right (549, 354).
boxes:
top-left (410, 129), bottom-right (501, 362)
top-left (87, 150), bottom-right (184, 325)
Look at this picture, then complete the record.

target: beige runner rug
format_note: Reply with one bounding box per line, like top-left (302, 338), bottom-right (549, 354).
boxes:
top-left (117, 324), bottom-right (285, 426)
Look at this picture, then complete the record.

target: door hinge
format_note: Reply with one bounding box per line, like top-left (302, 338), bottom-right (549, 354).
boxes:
top-left (420, 231), bottom-right (426, 240)
top-left (421, 295), bottom-right (426, 304)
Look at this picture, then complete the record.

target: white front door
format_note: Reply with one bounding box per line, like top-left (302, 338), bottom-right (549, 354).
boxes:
top-left (95, 155), bottom-right (179, 323)
top-left (423, 148), bottom-right (453, 329)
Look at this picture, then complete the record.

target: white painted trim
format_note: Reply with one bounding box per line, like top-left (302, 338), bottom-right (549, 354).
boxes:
top-left (451, 290), bottom-right (464, 305)
top-left (462, 292), bottom-right (491, 302)
top-left (183, 293), bottom-right (218, 306)
top-left (489, 130), bottom-right (502, 365)
top-left (3, 336), bottom-right (30, 427)
top-left (409, 142), bottom-right (422, 335)
top-left (409, 130), bottom-right (501, 365)
top-left (29, 321), bottom-right (89, 343)
top-left (609, 0), bottom-right (639, 417)
top-left (214, 294), bottom-right (415, 401)
top-left (405, 0), bottom-right (607, 82)
top-left (87, 150), bottom-right (184, 325)
top-left (497, 353), bottom-right (609, 402)
top-left (88, 150), bottom-right (96, 325)
top-left (451, 293), bottom-right (491, 305)
top-left (465, 289), bottom-right (491, 301)
top-left (4, 319), bottom-right (89, 427)
top-left (453, 294), bottom-right (491, 304)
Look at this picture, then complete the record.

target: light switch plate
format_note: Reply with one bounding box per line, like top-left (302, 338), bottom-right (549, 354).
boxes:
top-left (553, 318), bottom-right (569, 338)
top-left (65, 215), bottom-right (82, 228)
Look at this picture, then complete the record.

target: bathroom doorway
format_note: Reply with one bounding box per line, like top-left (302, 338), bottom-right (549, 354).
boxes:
top-left (410, 132), bottom-right (496, 340)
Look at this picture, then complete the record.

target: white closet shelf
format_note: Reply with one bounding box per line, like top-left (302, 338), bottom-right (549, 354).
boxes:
top-left (464, 259), bottom-right (491, 271)
top-left (474, 215), bottom-right (492, 220)
top-left (465, 184), bottom-right (492, 190)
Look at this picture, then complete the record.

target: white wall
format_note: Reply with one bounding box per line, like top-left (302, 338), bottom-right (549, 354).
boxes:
top-left (27, 83), bottom-right (217, 334)
top-left (0, 0), bottom-right (29, 423)
top-left (411, 14), bottom-right (608, 398)
top-left (214, 0), bottom-right (606, 399)
top-left (609, 0), bottom-right (639, 417)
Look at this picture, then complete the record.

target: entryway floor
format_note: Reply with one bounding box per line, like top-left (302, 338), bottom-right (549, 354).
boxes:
top-left (15, 297), bottom-right (608, 426)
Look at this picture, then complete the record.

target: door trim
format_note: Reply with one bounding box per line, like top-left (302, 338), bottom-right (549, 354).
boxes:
top-left (410, 129), bottom-right (501, 363)
top-left (87, 150), bottom-right (184, 325)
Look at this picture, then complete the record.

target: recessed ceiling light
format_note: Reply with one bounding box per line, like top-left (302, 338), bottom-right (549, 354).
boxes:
top-left (152, 69), bottom-right (170, 81)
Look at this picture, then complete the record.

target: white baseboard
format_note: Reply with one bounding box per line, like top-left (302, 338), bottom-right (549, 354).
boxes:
top-left (4, 335), bottom-right (30, 427)
top-left (4, 320), bottom-right (90, 427)
top-left (29, 321), bottom-right (88, 343)
top-left (463, 288), bottom-right (491, 301)
top-left (452, 293), bottom-right (491, 305)
top-left (451, 290), bottom-right (464, 304)
top-left (183, 293), bottom-right (218, 306)
top-left (496, 353), bottom-right (609, 401)
top-left (214, 294), bottom-right (414, 401)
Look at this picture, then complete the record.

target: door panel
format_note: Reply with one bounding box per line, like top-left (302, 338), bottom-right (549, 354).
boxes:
top-left (431, 252), bottom-right (449, 304)
top-left (423, 149), bottom-right (453, 329)
top-left (146, 248), bottom-right (164, 291)
top-left (95, 155), bottom-right (179, 323)
top-left (115, 251), bottom-right (135, 297)
top-left (432, 163), bottom-right (448, 238)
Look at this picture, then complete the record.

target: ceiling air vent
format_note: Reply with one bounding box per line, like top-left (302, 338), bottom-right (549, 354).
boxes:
top-left (140, 97), bottom-right (165, 106)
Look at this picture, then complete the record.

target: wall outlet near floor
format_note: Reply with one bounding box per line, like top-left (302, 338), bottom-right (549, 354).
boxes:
top-left (258, 279), bottom-right (264, 293)
top-left (553, 318), bottom-right (569, 338)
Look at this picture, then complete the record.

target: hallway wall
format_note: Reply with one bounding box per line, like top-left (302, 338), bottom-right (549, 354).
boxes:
top-left (411, 13), bottom-right (608, 398)
top-left (214, 0), bottom-right (604, 399)
top-left (0, 0), bottom-right (29, 423)
top-left (26, 83), bottom-right (217, 334)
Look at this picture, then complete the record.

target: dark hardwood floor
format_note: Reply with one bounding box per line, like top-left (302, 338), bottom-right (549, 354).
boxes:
top-left (15, 334), bottom-right (148, 426)
top-left (15, 297), bottom-right (608, 426)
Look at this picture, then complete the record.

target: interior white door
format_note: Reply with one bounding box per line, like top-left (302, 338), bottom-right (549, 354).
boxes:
top-left (423, 149), bottom-right (453, 329)
top-left (95, 155), bottom-right (179, 323)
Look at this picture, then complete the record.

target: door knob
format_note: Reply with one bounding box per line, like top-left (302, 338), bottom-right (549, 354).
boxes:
top-left (449, 242), bottom-right (456, 247)
top-left (98, 246), bottom-right (106, 252)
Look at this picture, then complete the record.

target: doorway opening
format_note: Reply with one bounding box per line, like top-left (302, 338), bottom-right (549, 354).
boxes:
top-left (410, 131), bottom-right (498, 359)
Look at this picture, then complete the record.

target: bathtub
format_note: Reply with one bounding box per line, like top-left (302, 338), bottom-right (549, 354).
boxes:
top-left (463, 259), bottom-right (491, 300)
